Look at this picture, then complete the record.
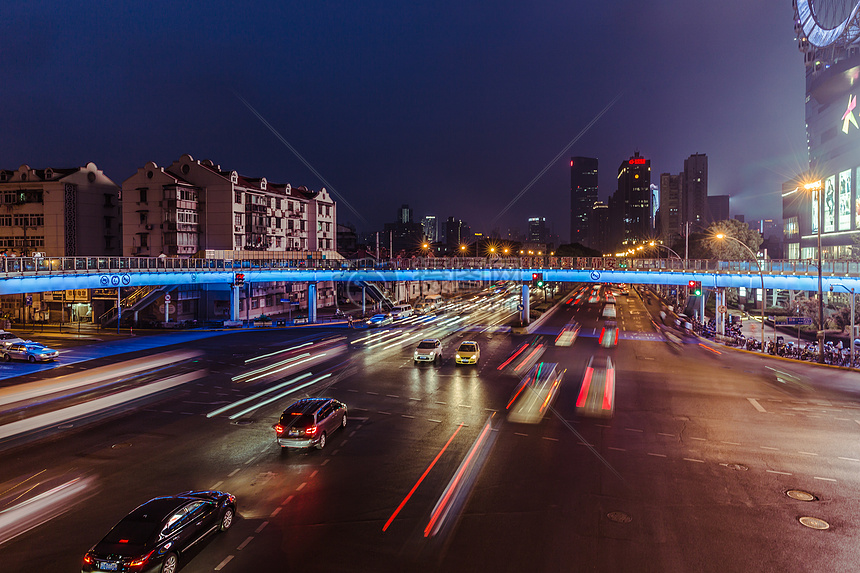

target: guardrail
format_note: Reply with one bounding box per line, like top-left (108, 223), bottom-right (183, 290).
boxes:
top-left (0, 255), bottom-right (856, 277)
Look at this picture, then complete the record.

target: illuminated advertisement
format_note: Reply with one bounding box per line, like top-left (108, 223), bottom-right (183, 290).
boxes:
top-left (825, 175), bottom-right (836, 233)
top-left (812, 188), bottom-right (818, 233)
top-left (839, 169), bottom-right (852, 230)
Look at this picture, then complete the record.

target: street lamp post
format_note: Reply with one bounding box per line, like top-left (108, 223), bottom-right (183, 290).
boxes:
top-left (804, 180), bottom-right (825, 363)
top-left (648, 242), bottom-right (683, 308)
top-left (716, 233), bottom-right (765, 352)
top-left (831, 283), bottom-right (855, 368)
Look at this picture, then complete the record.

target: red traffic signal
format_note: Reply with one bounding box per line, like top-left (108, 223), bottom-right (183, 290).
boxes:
top-left (236, 273), bottom-right (245, 286)
top-left (687, 280), bottom-right (696, 288)
top-left (532, 272), bottom-right (543, 281)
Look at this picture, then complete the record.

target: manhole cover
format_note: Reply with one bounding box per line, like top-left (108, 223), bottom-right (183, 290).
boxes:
top-left (231, 419), bottom-right (255, 426)
top-left (606, 511), bottom-right (632, 523)
top-left (787, 490), bottom-right (816, 502)
top-left (111, 442), bottom-right (132, 449)
top-left (799, 516), bottom-right (830, 530)
top-left (724, 463), bottom-right (748, 471)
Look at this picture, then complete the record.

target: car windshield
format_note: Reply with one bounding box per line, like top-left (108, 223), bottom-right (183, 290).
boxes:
top-left (458, 343), bottom-right (477, 352)
top-left (103, 519), bottom-right (160, 545)
top-left (417, 341), bottom-right (437, 349)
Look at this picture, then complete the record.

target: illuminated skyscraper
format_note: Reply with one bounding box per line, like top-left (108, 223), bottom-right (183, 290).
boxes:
top-left (613, 151), bottom-right (652, 245)
top-left (570, 157), bottom-right (598, 245)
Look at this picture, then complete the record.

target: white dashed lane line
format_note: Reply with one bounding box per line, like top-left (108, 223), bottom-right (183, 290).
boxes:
top-left (255, 521), bottom-right (269, 534)
top-left (684, 458), bottom-right (705, 463)
top-left (760, 446), bottom-right (779, 451)
top-left (839, 457), bottom-right (860, 462)
top-left (814, 476), bottom-right (837, 482)
top-left (647, 453), bottom-right (667, 458)
top-left (237, 536), bottom-right (253, 550)
top-left (797, 451), bottom-right (819, 456)
top-left (748, 398), bottom-right (767, 413)
top-left (228, 468), bottom-right (241, 478)
top-left (321, 459), bottom-right (330, 466)
top-left (214, 556), bottom-right (234, 570)
top-left (514, 432), bottom-right (528, 437)
top-left (767, 470), bottom-right (792, 476)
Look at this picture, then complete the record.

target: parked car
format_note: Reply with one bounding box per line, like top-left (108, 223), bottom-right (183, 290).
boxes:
top-left (82, 490), bottom-right (237, 573)
top-left (4, 342), bottom-right (59, 362)
top-left (367, 314), bottom-right (393, 327)
top-left (273, 397), bottom-right (347, 451)
top-left (455, 341), bottom-right (480, 365)
top-left (414, 338), bottom-right (443, 363)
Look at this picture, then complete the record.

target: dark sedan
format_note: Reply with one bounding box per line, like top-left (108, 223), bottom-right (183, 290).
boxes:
top-left (274, 397), bottom-right (347, 451)
top-left (82, 490), bottom-right (236, 573)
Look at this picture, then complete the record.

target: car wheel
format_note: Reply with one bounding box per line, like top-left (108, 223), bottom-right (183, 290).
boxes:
top-left (220, 507), bottom-right (235, 531)
top-left (28, 355), bottom-right (35, 363)
top-left (3, 354), bottom-right (9, 362)
top-left (161, 552), bottom-right (178, 573)
top-left (317, 431), bottom-right (327, 450)
top-left (341, 414), bottom-right (347, 429)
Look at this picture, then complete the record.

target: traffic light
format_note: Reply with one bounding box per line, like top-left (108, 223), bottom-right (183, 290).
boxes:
top-left (687, 280), bottom-right (702, 296)
top-left (537, 279), bottom-right (545, 288)
top-left (531, 272), bottom-right (543, 287)
top-left (236, 273), bottom-right (245, 286)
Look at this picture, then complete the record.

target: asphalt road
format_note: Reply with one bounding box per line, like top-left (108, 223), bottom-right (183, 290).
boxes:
top-left (1, 285), bottom-right (860, 572)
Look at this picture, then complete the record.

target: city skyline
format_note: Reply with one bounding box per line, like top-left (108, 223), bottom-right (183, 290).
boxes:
top-left (1, 2), bottom-right (804, 238)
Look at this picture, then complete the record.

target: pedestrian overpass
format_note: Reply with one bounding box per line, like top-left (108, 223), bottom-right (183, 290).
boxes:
top-left (0, 255), bottom-right (855, 324)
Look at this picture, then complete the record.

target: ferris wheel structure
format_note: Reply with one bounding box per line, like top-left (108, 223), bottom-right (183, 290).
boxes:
top-left (794, 0), bottom-right (860, 51)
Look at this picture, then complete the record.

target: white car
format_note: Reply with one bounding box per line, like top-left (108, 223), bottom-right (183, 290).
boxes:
top-left (413, 339), bottom-right (442, 363)
top-left (0, 331), bottom-right (24, 348)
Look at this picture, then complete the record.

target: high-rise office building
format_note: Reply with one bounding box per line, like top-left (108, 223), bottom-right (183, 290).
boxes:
top-left (397, 204), bottom-right (413, 224)
top-left (570, 157), bottom-right (598, 245)
top-left (613, 151), bottom-right (652, 245)
top-left (659, 173), bottom-right (682, 243)
top-left (528, 217), bottom-right (549, 244)
top-left (421, 215), bottom-right (438, 243)
top-left (683, 153), bottom-right (708, 229)
top-left (590, 201), bottom-right (610, 253)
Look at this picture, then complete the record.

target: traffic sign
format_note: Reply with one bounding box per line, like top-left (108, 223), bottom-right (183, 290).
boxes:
top-left (165, 294), bottom-right (171, 302)
top-left (717, 305), bottom-right (727, 314)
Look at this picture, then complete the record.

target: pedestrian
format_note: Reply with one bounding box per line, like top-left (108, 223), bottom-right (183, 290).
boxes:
top-left (348, 315), bottom-right (354, 328)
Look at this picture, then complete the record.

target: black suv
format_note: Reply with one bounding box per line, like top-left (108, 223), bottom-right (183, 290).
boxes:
top-left (274, 397), bottom-right (348, 451)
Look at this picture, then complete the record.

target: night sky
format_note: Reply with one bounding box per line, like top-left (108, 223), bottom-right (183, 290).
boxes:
top-left (1, 1), bottom-right (806, 239)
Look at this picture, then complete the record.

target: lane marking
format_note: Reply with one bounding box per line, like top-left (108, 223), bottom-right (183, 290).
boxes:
top-left (838, 457), bottom-right (860, 462)
top-left (281, 495), bottom-right (294, 506)
top-left (386, 394), bottom-right (399, 398)
top-left (349, 431), bottom-right (357, 437)
top-left (514, 432), bottom-right (528, 437)
top-left (625, 428), bottom-right (643, 432)
top-left (690, 437), bottom-right (706, 441)
top-left (766, 470), bottom-right (792, 476)
top-left (321, 459), bottom-right (330, 466)
top-left (608, 446), bottom-right (626, 452)
top-left (436, 401), bottom-right (447, 405)
top-left (210, 481), bottom-right (223, 490)
top-left (428, 419), bottom-right (442, 423)
top-left (748, 398), bottom-right (767, 413)
top-left (797, 451), bottom-right (819, 456)
top-left (721, 441), bottom-right (741, 446)
top-left (367, 392), bottom-right (379, 395)
top-left (237, 536), bottom-right (254, 550)
top-left (684, 458), bottom-right (705, 463)
top-left (658, 433), bottom-right (675, 437)
top-left (270, 507), bottom-right (281, 517)
top-left (310, 471), bottom-right (318, 479)
top-left (331, 449), bottom-right (340, 456)
top-left (228, 468), bottom-right (241, 478)
top-left (458, 404), bottom-right (472, 408)
top-left (814, 476), bottom-right (837, 482)
top-left (543, 436), bottom-right (559, 442)
top-left (576, 441), bottom-right (592, 446)
top-left (647, 452), bottom-right (667, 458)
top-left (296, 483), bottom-right (307, 492)
top-left (378, 411), bottom-right (391, 415)
top-left (402, 415), bottom-right (415, 419)
top-left (760, 446), bottom-right (779, 450)
top-left (347, 389), bottom-right (358, 393)
top-left (255, 521), bottom-right (269, 533)
top-left (215, 556), bottom-right (234, 571)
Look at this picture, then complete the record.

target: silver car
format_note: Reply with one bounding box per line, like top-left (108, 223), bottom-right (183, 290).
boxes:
top-left (4, 342), bottom-right (59, 363)
top-left (0, 331), bottom-right (24, 348)
top-left (414, 338), bottom-right (442, 363)
top-left (273, 398), bottom-right (347, 451)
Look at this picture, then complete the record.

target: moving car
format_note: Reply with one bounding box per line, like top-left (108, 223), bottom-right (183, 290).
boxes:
top-left (4, 342), bottom-right (59, 362)
top-left (599, 320), bottom-right (619, 348)
top-left (455, 341), bottom-right (480, 364)
top-left (82, 490), bottom-right (237, 573)
top-left (555, 322), bottom-right (581, 347)
top-left (390, 304), bottom-right (414, 319)
top-left (602, 304), bottom-right (617, 319)
top-left (0, 331), bottom-right (24, 348)
top-left (506, 362), bottom-right (564, 424)
top-left (367, 313), bottom-right (393, 327)
top-left (576, 356), bottom-right (616, 418)
top-left (414, 338), bottom-right (443, 363)
top-left (274, 397), bottom-right (347, 451)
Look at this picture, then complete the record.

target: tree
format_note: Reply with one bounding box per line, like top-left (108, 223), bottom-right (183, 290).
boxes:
top-left (704, 219), bottom-right (763, 260)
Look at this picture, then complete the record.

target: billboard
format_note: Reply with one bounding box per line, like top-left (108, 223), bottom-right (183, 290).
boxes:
top-left (824, 175), bottom-right (836, 233)
top-left (840, 169), bottom-right (852, 230)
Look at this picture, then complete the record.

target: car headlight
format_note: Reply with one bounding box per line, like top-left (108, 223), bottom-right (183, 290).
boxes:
top-left (456, 354), bottom-right (461, 360)
top-left (414, 351), bottom-right (419, 357)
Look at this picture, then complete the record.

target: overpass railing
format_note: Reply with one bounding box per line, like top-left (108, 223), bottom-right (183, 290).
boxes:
top-left (0, 256), bottom-right (857, 277)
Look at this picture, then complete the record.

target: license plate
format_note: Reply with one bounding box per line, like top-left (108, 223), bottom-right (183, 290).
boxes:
top-left (97, 562), bottom-right (119, 571)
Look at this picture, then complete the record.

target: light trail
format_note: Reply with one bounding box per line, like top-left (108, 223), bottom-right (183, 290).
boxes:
top-left (245, 342), bottom-right (314, 363)
top-left (232, 353), bottom-right (312, 382)
top-left (227, 373), bottom-right (332, 420)
top-left (206, 373), bottom-right (314, 418)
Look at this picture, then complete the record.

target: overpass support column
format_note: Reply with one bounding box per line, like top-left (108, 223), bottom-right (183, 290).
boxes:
top-left (715, 287), bottom-right (726, 336)
top-left (309, 282), bottom-right (318, 323)
top-left (521, 284), bottom-right (530, 325)
top-left (231, 284), bottom-right (240, 321)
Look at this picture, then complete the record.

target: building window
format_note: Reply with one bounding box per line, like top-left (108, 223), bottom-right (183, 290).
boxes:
top-left (276, 237), bottom-right (282, 248)
top-left (139, 188), bottom-right (147, 203)
top-left (140, 234), bottom-right (149, 247)
top-left (139, 212), bottom-right (148, 224)
top-left (235, 191), bottom-right (242, 204)
top-left (103, 193), bottom-right (114, 207)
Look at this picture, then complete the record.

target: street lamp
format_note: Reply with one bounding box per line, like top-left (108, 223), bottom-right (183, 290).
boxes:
top-left (804, 179), bottom-right (825, 363)
top-left (648, 242), bottom-right (683, 308)
top-left (716, 232), bottom-right (765, 352)
top-left (831, 283), bottom-right (855, 368)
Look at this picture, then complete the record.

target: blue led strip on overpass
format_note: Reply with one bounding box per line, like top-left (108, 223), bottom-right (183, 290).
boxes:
top-left (0, 257), bottom-right (859, 295)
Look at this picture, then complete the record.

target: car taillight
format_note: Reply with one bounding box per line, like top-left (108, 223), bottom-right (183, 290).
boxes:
top-left (83, 553), bottom-right (94, 565)
top-left (129, 550), bottom-right (155, 567)
top-left (305, 425), bottom-right (317, 436)
top-left (274, 424), bottom-right (284, 435)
